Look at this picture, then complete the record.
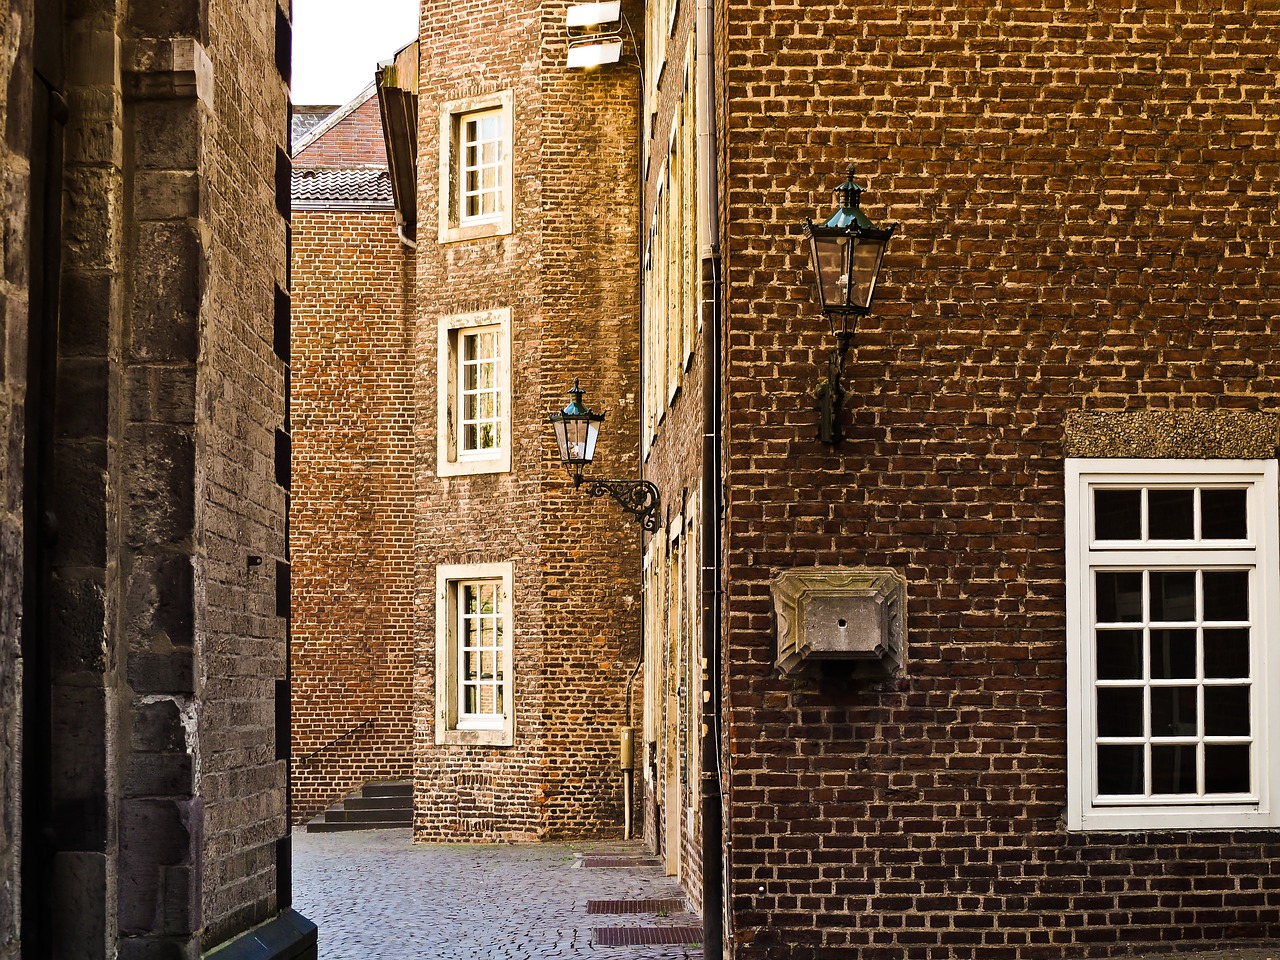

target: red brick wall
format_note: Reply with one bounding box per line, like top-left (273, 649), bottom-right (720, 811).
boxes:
top-left (290, 209), bottom-right (416, 822)
top-left (711, 0), bottom-right (1280, 957)
top-left (293, 95), bottom-right (388, 167)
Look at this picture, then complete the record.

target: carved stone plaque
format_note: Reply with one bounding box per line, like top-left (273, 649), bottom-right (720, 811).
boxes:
top-left (770, 567), bottom-right (905, 677)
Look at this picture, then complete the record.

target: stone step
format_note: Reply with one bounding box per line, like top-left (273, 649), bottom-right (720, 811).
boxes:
top-left (360, 781), bottom-right (412, 799)
top-left (322, 804), bottom-right (412, 824)
top-left (343, 795), bottom-right (412, 812)
top-left (305, 817), bottom-right (411, 833)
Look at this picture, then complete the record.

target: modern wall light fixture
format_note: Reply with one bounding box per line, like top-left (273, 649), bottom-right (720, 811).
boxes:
top-left (549, 379), bottom-right (660, 531)
top-left (802, 165), bottom-right (897, 444)
top-left (565, 0), bottom-right (623, 69)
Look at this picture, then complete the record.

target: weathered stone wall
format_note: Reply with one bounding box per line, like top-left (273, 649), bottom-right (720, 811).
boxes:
top-left (0, 0), bottom-right (304, 956)
top-left (0, 1), bottom-right (33, 958)
top-left (714, 0), bottom-right (1280, 956)
top-left (291, 206), bottom-right (416, 822)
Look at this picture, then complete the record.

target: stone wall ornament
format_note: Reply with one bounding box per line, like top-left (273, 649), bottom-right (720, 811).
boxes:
top-left (771, 566), bottom-right (906, 677)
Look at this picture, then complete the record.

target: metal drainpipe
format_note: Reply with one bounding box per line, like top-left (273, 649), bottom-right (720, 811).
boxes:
top-left (696, 0), bottom-right (724, 953)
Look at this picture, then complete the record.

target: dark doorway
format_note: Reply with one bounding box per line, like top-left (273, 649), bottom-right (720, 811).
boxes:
top-left (23, 1), bottom-right (65, 956)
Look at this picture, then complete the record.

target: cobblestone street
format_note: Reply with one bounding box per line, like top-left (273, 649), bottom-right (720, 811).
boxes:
top-left (293, 830), bottom-right (703, 960)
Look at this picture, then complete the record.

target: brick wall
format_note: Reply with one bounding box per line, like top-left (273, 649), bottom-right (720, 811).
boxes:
top-left (196, 0), bottom-right (292, 945)
top-left (291, 207), bottom-right (416, 822)
top-left (412, 0), bottom-right (642, 842)
top-left (294, 95), bottom-right (388, 167)
top-left (712, 0), bottom-right (1280, 957)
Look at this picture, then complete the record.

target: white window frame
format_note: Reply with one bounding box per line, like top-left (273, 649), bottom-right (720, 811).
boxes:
top-left (435, 561), bottom-right (515, 747)
top-left (437, 308), bottom-right (512, 477)
top-left (438, 91), bottom-right (514, 244)
top-left (1066, 457), bottom-right (1280, 831)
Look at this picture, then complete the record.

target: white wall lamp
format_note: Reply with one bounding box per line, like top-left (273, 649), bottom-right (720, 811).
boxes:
top-left (566, 0), bottom-right (623, 69)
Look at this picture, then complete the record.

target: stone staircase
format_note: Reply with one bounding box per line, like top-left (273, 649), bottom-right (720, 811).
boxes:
top-left (305, 781), bottom-right (413, 832)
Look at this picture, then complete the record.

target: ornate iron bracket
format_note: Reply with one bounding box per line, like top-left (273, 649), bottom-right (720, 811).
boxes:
top-left (576, 476), bottom-right (661, 532)
top-left (813, 330), bottom-right (854, 445)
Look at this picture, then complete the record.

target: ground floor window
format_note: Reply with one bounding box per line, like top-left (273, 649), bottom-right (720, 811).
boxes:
top-left (435, 562), bottom-right (514, 746)
top-left (1066, 458), bottom-right (1280, 831)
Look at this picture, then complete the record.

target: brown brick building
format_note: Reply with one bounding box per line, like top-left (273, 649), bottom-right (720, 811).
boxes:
top-left (290, 85), bottom-right (417, 823)
top-left (639, 0), bottom-right (1280, 957)
top-left (1, 0), bottom-right (311, 959)
top-left (289, 3), bottom-right (645, 840)
top-left (409, 0), bottom-right (644, 842)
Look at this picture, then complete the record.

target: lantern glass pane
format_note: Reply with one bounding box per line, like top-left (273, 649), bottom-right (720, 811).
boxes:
top-left (849, 237), bottom-right (888, 310)
top-left (809, 233), bottom-right (849, 312)
top-left (582, 418), bottom-right (600, 463)
top-left (553, 418), bottom-right (571, 463)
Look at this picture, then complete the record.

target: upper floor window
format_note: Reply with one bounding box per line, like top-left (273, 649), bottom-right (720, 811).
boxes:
top-left (439, 91), bottom-right (513, 243)
top-left (1066, 458), bottom-right (1280, 831)
top-left (437, 308), bottom-right (511, 477)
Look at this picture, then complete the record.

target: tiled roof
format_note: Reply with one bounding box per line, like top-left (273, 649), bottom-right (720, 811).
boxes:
top-left (291, 168), bottom-right (393, 209)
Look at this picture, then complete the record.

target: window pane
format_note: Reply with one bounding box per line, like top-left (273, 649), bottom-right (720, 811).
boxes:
top-left (465, 686), bottom-right (478, 713)
top-left (1201, 489), bottom-right (1247, 540)
top-left (1151, 745), bottom-right (1197, 794)
top-left (1148, 489), bottom-right (1194, 540)
top-left (1204, 628), bottom-right (1250, 679)
top-left (1096, 572), bottom-right (1143, 622)
top-left (1204, 686), bottom-right (1250, 736)
top-left (1149, 571), bottom-right (1195, 622)
top-left (1097, 745), bottom-right (1144, 795)
top-left (1094, 489), bottom-right (1141, 540)
top-left (1204, 744), bottom-right (1250, 793)
top-left (1203, 571), bottom-right (1249, 622)
top-left (1097, 629), bottom-right (1143, 680)
top-left (1097, 687), bottom-right (1144, 737)
top-left (464, 651), bottom-right (478, 680)
top-left (1149, 629), bottom-right (1196, 680)
top-left (1150, 686), bottom-right (1197, 737)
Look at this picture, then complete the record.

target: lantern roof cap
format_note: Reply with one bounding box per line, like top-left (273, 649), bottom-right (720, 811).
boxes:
top-left (550, 378), bottom-right (604, 423)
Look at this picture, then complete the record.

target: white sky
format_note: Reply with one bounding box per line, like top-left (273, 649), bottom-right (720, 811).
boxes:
top-left (291, 0), bottom-right (420, 107)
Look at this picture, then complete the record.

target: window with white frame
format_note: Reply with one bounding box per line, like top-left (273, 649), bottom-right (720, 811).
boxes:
top-left (437, 308), bottom-right (511, 477)
top-left (435, 562), bottom-right (514, 746)
top-left (438, 91), bottom-right (513, 243)
top-left (1066, 458), bottom-right (1280, 831)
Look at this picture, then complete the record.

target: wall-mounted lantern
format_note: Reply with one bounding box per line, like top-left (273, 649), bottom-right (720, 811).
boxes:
top-left (549, 379), bottom-right (660, 531)
top-left (802, 165), bottom-right (897, 444)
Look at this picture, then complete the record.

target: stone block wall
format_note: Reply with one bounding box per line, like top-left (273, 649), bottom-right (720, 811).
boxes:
top-left (0, 0), bottom-right (305, 956)
top-left (713, 0), bottom-right (1280, 956)
top-left (290, 207), bottom-right (415, 822)
top-left (0, 1), bottom-right (32, 958)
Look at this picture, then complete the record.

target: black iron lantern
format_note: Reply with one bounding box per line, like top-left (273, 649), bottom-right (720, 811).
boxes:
top-left (802, 165), bottom-right (896, 444)
top-left (548, 379), bottom-right (660, 531)
top-left (549, 378), bottom-right (604, 483)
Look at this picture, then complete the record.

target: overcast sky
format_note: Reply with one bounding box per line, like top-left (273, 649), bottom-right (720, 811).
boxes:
top-left (292, 0), bottom-right (419, 106)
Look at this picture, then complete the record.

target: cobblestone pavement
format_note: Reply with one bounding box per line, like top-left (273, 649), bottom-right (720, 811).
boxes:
top-left (293, 829), bottom-right (703, 960)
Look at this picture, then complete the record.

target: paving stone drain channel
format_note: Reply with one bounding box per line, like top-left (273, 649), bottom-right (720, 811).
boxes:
top-left (293, 829), bottom-right (704, 959)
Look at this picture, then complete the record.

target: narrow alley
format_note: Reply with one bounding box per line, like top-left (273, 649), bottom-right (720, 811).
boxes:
top-left (293, 831), bottom-right (704, 960)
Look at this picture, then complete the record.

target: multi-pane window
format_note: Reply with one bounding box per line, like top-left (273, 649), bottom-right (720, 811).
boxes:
top-left (458, 580), bottom-right (504, 726)
top-left (460, 109), bottom-right (503, 225)
top-left (437, 309), bottom-right (511, 476)
top-left (438, 91), bottom-right (513, 243)
top-left (458, 327), bottom-right (501, 456)
top-left (435, 562), bottom-right (514, 746)
top-left (1066, 459), bottom-right (1280, 830)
